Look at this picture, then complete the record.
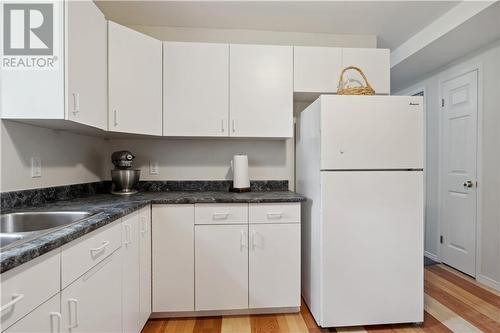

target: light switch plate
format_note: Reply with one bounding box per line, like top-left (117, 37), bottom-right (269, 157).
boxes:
top-left (31, 157), bottom-right (42, 178)
top-left (149, 161), bottom-right (159, 175)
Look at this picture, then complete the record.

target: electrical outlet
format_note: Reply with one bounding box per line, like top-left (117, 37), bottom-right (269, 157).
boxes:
top-left (31, 157), bottom-right (42, 178)
top-left (149, 161), bottom-right (159, 175)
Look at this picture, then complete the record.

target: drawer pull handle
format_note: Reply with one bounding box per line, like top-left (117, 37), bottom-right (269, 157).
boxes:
top-left (50, 312), bottom-right (62, 333)
top-left (267, 212), bottom-right (283, 219)
top-left (140, 216), bottom-right (147, 234)
top-left (68, 299), bottom-right (79, 329)
top-left (90, 241), bottom-right (110, 253)
top-left (213, 212), bottom-right (229, 220)
top-left (0, 294), bottom-right (24, 312)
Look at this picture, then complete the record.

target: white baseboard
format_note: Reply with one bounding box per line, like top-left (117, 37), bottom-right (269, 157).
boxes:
top-left (477, 274), bottom-right (500, 292)
top-left (424, 251), bottom-right (440, 262)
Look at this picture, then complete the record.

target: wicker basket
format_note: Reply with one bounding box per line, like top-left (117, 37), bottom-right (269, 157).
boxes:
top-left (336, 66), bottom-right (375, 95)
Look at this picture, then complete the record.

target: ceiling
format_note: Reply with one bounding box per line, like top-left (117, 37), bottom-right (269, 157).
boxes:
top-left (95, 1), bottom-right (459, 49)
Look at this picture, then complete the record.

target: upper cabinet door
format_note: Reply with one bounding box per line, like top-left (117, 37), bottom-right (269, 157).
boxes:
top-left (341, 48), bottom-right (390, 95)
top-left (164, 42), bottom-right (229, 137)
top-left (108, 21), bottom-right (162, 136)
top-left (66, 1), bottom-right (107, 130)
top-left (293, 46), bottom-right (342, 93)
top-left (229, 44), bottom-right (293, 138)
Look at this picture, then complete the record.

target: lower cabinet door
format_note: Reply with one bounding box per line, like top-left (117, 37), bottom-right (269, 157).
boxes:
top-left (139, 207), bottom-right (152, 327)
top-left (4, 294), bottom-right (61, 333)
top-left (249, 223), bottom-right (301, 309)
top-left (195, 225), bottom-right (248, 311)
top-left (61, 250), bottom-right (122, 333)
top-left (122, 213), bottom-right (141, 333)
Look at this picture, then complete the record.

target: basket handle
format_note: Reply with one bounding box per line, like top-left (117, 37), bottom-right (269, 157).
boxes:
top-left (337, 66), bottom-right (374, 90)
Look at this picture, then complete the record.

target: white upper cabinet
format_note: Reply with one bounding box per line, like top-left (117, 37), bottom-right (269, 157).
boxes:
top-left (1, 0), bottom-right (107, 130)
top-left (293, 46), bottom-right (390, 97)
top-left (229, 44), bottom-right (293, 138)
top-left (293, 46), bottom-right (342, 93)
top-left (66, 0), bottom-right (107, 130)
top-left (108, 21), bottom-right (162, 136)
top-left (341, 48), bottom-right (390, 95)
top-left (164, 42), bottom-right (229, 137)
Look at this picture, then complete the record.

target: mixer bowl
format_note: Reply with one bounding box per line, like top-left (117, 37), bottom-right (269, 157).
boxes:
top-left (111, 169), bottom-right (140, 195)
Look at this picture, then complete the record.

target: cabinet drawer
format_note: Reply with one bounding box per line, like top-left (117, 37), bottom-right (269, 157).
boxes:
top-left (0, 251), bottom-right (60, 331)
top-left (195, 204), bottom-right (248, 225)
top-left (249, 203), bottom-right (300, 223)
top-left (61, 220), bottom-right (122, 288)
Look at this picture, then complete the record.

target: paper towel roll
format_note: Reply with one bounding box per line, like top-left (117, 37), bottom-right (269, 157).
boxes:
top-left (232, 154), bottom-right (250, 189)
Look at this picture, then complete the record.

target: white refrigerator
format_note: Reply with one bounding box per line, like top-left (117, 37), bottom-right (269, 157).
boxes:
top-left (296, 95), bottom-right (424, 327)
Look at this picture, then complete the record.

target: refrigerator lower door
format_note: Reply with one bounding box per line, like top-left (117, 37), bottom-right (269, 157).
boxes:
top-left (320, 171), bottom-right (424, 327)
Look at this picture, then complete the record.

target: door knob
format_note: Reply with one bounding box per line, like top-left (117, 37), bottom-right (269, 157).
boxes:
top-left (463, 180), bottom-right (474, 188)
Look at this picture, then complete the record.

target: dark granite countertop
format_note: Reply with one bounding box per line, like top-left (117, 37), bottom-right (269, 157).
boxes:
top-left (0, 191), bottom-right (305, 273)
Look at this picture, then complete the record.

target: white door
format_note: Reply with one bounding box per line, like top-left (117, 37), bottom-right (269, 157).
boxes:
top-left (164, 42), bottom-right (229, 136)
top-left (4, 294), bottom-right (60, 333)
top-left (195, 225), bottom-right (248, 311)
top-left (108, 21), bottom-right (163, 135)
top-left (321, 171), bottom-right (424, 327)
top-left (440, 70), bottom-right (478, 277)
top-left (61, 251), bottom-right (122, 333)
top-left (229, 44), bottom-right (293, 138)
top-left (249, 224), bottom-right (301, 309)
top-left (152, 205), bottom-right (194, 312)
top-left (66, 1), bottom-right (107, 130)
top-left (139, 207), bottom-right (152, 328)
top-left (122, 213), bottom-right (141, 333)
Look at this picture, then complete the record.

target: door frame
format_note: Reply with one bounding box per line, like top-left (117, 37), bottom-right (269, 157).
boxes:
top-left (437, 63), bottom-right (483, 278)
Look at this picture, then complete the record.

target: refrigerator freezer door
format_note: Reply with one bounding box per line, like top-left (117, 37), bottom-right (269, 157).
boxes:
top-left (320, 171), bottom-right (424, 327)
top-left (320, 95), bottom-right (423, 170)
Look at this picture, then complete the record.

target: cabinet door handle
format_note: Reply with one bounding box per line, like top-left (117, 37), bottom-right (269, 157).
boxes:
top-left (240, 230), bottom-right (247, 251)
top-left (140, 216), bottom-right (147, 234)
top-left (221, 119), bottom-right (225, 133)
top-left (0, 294), bottom-right (24, 312)
top-left (90, 241), bottom-right (110, 253)
top-left (72, 93), bottom-right (80, 113)
top-left (267, 212), bottom-right (283, 219)
top-left (68, 299), bottom-right (79, 329)
top-left (213, 212), bottom-right (229, 220)
top-left (50, 312), bottom-right (62, 333)
top-left (232, 119), bottom-right (236, 133)
top-left (113, 110), bottom-right (118, 126)
top-left (124, 224), bottom-right (131, 245)
top-left (250, 230), bottom-right (257, 250)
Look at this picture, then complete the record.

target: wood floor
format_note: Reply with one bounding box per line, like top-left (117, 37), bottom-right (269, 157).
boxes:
top-left (142, 265), bottom-right (500, 333)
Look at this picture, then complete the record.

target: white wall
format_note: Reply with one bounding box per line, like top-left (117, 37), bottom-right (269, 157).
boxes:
top-left (105, 138), bottom-right (292, 186)
top-left (129, 25), bottom-right (377, 48)
top-left (395, 40), bottom-right (500, 290)
top-left (0, 121), bottom-right (107, 192)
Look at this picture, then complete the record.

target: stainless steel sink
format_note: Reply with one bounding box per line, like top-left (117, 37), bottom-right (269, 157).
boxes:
top-left (0, 211), bottom-right (97, 250)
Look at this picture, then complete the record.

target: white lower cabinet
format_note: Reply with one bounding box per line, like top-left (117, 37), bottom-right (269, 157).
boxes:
top-left (152, 205), bottom-right (194, 312)
top-left (122, 212), bottom-right (141, 333)
top-left (195, 225), bottom-right (249, 311)
top-left (249, 224), bottom-right (301, 308)
top-left (61, 250), bottom-right (122, 333)
top-left (4, 294), bottom-right (61, 333)
top-left (139, 207), bottom-right (152, 327)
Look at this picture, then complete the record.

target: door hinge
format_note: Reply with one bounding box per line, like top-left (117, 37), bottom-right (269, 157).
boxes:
top-left (440, 235), bottom-right (444, 244)
top-left (441, 99), bottom-right (445, 107)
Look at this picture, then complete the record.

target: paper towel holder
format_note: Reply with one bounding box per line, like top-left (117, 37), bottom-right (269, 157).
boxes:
top-left (229, 154), bottom-right (251, 193)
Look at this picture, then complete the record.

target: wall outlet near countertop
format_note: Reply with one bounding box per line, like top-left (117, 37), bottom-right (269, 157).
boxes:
top-left (149, 161), bottom-right (159, 175)
top-left (31, 157), bottom-right (42, 178)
